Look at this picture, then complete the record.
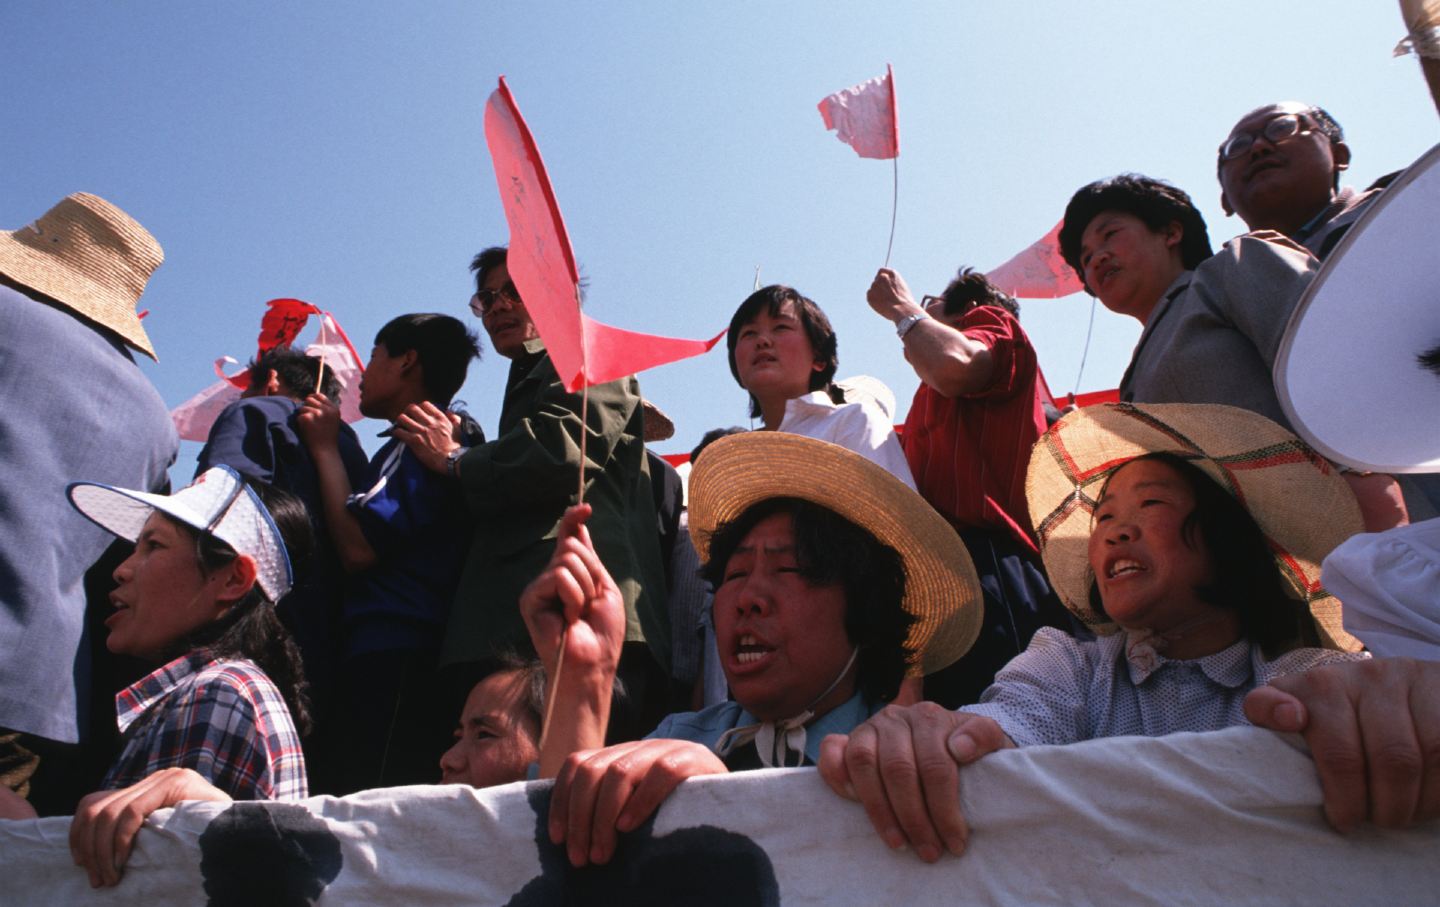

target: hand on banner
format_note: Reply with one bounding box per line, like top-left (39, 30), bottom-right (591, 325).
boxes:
top-left (394, 401), bottom-right (463, 475)
top-left (69, 768), bottom-right (230, 888)
top-left (548, 739), bottom-right (728, 867)
top-left (0, 785), bottom-right (37, 820)
top-left (1245, 657), bottom-right (1440, 832)
top-left (866, 268), bottom-right (922, 323)
top-left (819, 702), bottom-right (1014, 862)
top-left (295, 393), bottom-right (341, 449)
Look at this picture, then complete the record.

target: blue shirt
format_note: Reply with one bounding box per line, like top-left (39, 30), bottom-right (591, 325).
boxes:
top-left (648, 693), bottom-right (882, 766)
top-left (0, 285), bottom-right (176, 742)
top-left (343, 435), bottom-right (476, 656)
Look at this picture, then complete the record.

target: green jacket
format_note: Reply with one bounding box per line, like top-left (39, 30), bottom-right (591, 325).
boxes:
top-left (442, 339), bottom-right (670, 673)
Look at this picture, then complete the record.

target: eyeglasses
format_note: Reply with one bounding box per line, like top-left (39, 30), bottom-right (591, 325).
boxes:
top-left (1217, 113), bottom-right (1314, 162)
top-left (470, 281), bottom-right (520, 317)
top-left (921, 294), bottom-right (946, 312)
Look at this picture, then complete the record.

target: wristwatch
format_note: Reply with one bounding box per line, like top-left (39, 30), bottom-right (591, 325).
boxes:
top-left (894, 311), bottom-right (928, 339)
top-left (445, 446), bottom-right (470, 479)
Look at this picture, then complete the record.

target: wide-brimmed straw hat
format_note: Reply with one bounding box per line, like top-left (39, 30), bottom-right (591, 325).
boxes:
top-left (688, 432), bottom-right (982, 675)
top-left (68, 466), bottom-right (293, 601)
top-left (1026, 402), bottom-right (1363, 651)
top-left (1275, 141), bottom-right (1440, 474)
top-left (0, 193), bottom-right (163, 360)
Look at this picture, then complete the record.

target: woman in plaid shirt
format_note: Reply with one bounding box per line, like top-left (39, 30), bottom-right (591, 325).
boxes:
top-left (61, 466), bottom-right (312, 887)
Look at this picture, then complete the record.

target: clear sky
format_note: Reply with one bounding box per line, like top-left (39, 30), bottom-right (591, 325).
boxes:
top-left (3, 2), bottom-right (1434, 481)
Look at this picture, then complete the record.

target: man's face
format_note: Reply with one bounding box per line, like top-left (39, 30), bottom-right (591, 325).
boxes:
top-left (712, 511), bottom-right (855, 722)
top-left (1218, 103), bottom-right (1348, 234)
top-left (106, 513), bottom-right (231, 662)
top-left (475, 263), bottom-right (540, 360)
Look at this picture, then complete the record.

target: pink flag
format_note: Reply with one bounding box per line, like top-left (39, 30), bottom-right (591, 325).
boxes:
top-left (817, 65), bottom-right (899, 160)
top-left (169, 302), bottom-right (367, 441)
top-left (484, 77), bottom-right (722, 392)
top-left (984, 220), bottom-right (1085, 299)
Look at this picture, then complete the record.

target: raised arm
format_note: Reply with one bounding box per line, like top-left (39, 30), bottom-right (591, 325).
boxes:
top-left (296, 392), bottom-right (377, 572)
top-left (519, 504), bottom-right (628, 776)
top-left (867, 269), bottom-right (995, 398)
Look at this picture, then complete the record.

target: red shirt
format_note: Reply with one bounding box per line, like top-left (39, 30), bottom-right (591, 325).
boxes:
top-left (901, 305), bottom-right (1045, 555)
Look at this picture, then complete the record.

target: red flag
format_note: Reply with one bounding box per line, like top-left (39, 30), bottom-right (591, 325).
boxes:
top-left (483, 77), bottom-right (722, 392)
top-left (307, 312), bottom-right (366, 423)
top-left (817, 65), bottom-right (899, 160)
top-left (985, 220), bottom-right (1085, 299)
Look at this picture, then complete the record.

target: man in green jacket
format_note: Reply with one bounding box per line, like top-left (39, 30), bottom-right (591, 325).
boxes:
top-left (395, 246), bottom-right (670, 736)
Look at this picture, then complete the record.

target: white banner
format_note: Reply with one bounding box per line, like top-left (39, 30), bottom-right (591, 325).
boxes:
top-left (4, 727), bottom-right (1435, 905)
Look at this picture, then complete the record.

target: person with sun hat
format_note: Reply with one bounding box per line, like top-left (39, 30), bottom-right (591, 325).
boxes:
top-left (516, 431), bottom-right (982, 868)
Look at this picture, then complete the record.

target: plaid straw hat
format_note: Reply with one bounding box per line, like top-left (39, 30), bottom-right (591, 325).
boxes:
top-left (68, 466), bottom-right (294, 601)
top-left (0, 193), bottom-right (163, 360)
top-left (688, 432), bottom-right (983, 675)
top-left (1026, 403), bottom-right (1363, 651)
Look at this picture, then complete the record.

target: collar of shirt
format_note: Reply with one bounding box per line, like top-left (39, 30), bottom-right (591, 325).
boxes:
top-left (114, 649), bottom-right (216, 733)
top-left (729, 692), bottom-right (877, 765)
top-left (1293, 187), bottom-right (1357, 242)
top-left (1119, 270), bottom-right (1193, 400)
top-left (1124, 635), bottom-right (1253, 687)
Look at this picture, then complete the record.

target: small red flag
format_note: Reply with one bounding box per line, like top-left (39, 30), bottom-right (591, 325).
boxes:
top-left (483, 77), bottom-right (722, 392)
top-left (817, 65), bottom-right (899, 160)
top-left (985, 220), bottom-right (1085, 300)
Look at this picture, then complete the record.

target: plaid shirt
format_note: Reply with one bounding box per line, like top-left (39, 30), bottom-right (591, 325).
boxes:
top-left (105, 649), bottom-right (307, 800)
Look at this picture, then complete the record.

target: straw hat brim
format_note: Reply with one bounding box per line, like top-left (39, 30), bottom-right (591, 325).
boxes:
top-left (0, 193), bottom-right (161, 360)
top-left (688, 432), bottom-right (983, 675)
top-left (641, 399), bottom-right (675, 443)
top-left (1026, 403), bottom-right (1364, 651)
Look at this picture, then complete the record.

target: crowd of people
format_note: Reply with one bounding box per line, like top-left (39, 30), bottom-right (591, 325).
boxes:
top-left (1, 90), bottom-right (1437, 892)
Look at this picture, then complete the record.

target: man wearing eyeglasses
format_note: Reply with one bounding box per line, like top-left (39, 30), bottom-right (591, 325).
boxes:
top-left (397, 246), bottom-right (671, 733)
top-left (1216, 102), bottom-right (1391, 261)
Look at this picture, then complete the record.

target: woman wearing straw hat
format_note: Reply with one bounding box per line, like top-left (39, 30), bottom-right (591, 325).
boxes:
top-left (519, 432), bottom-right (981, 868)
top-left (820, 403), bottom-right (1384, 861)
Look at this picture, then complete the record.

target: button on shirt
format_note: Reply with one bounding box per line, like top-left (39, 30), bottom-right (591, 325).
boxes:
top-left (105, 650), bottom-right (307, 800)
top-left (961, 627), bottom-right (1366, 747)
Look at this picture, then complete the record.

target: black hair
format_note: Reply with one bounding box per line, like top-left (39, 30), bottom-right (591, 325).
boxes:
top-left (1418, 342), bottom-right (1440, 380)
top-left (689, 426), bottom-right (747, 466)
top-left (470, 246), bottom-right (509, 295)
top-left (175, 480), bottom-right (316, 735)
top-left (726, 286), bottom-right (840, 420)
top-left (1086, 452), bottom-right (1318, 657)
top-left (373, 313), bottom-right (481, 406)
top-left (1059, 174), bottom-right (1214, 292)
top-left (938, 267), bottom-right (1019, 318)
top-left (247, 347), bottom-right (341, 403)
top-left (701, 497), bottom-right (914, 705)
top-left (454, 650), bottom-right (634, 746)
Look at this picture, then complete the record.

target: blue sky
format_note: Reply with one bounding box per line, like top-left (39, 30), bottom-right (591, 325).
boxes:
top-left (4, 2), bottom-right (1434, 481)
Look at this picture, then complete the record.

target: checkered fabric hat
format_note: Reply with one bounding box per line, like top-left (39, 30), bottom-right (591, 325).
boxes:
top-left (688, 431), bottom-right (984, 675)
top-left (1026, 403), bottom-right (1363, 651)
top-left (68, 466), bottom-right (293, 601)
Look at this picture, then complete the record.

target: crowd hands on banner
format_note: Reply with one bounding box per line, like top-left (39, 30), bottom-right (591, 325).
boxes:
top-left (11, 8), bottom-right (1440, 887)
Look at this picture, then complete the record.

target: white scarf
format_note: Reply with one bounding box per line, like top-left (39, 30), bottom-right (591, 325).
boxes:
top-left (712, 648), bottom-right (859, 768)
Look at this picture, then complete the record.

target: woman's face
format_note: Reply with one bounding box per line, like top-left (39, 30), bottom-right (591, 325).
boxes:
top-left (1078, 211), bottom-right (1185, 322)
top-left (105, 513), bottom-right (232, 662)
top-left (733, 301), bottom-right (823, 407)
top-left (1087, 458), bottom-right (1220, 635)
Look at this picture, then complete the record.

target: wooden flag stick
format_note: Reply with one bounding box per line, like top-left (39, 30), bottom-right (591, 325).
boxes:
top-left (314, 356), bottom-right (327, 396)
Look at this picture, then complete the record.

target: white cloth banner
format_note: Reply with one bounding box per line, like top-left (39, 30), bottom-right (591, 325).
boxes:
top-left (4, 727), bottom-right (1435, 905)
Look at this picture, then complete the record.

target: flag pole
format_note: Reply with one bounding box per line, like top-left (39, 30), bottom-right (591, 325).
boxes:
top-left (313, 356), bottom-right (326, 396)
top-left (538, 283), bottom-right (588, 754)
top-left (883, 157), bottom-right (898, 268)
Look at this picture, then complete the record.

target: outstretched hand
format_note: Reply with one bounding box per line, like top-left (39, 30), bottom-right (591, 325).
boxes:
top-left (393, 401), bottom-right (462, 475)
top-left (520, 504), bottom-right (627, 681)
top-left (1244, 657), bottom-right (1440, 832)
top-left (819, 702), bottom-right (1013, 862)
top-left (69, 768), bottom-right (231, 888)
top-left (548, 739), bottom-right (728, 867)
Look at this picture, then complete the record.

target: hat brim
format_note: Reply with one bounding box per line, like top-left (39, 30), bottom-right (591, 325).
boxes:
top-left (688, 432), bottom-right (983, 675)
top-left (1026, 403), bottom-right (1363, 651)
top-left (1275, 141), bottom-right (1440, 474)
